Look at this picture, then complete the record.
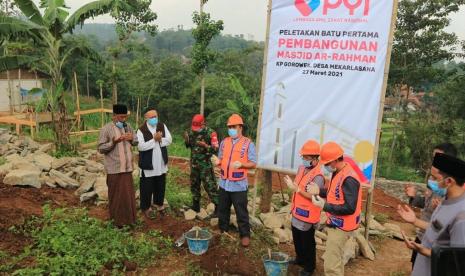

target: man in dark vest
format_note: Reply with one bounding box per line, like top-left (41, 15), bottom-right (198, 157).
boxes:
top-left (136, 108), bottom-right (172, 218)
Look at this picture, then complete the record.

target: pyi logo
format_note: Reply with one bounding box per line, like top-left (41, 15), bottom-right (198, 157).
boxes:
top-left (295, 0), bottom-right (370, 16)
top-left (295, 0), bottom-right (320, 16)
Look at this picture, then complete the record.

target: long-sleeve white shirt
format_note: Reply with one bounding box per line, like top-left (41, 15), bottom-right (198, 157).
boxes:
top-left (136, 123), bottom-right (172, 177)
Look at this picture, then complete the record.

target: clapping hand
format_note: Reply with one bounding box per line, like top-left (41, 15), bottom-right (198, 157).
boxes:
top-left (404, 185), bottom-right (416, 198)
top-left (401, 231), bottom-right (431, 257)
top-left (232, 161), bottom-right (242, 169)
top-left (397, 204), bottom-right (417, 224)
top-left (312, 195), bottom-right (325, 209)
top-left (154, 131), bottom-right (162, 142)
top-left (284, 175), bottom-right (298, 192)
top-left (123, 132), bottom-right (134, 141)
top-left (307, 182), bottom-right (320, 195)
top-left (113, 135), bottom-right (124, 143)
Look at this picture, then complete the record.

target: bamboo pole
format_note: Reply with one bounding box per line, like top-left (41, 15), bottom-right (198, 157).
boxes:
top-left (252, 0), bottom-right (273, 217)
top-left (100, 82), bottom-right (104, 128)
top-left (7, 69), bottom-right (12, 115)
top-left (199, 0), bottom-right (206, 115)
top-left (200, 73), bottom-right (205, 115)
top-left (18, 68), bottom-right (22, 112)
top-left (136, 96), bottom-right (140, 127)
top-left (86, 62), bottom-right (90, 98)
top-left (29, 106), bottom-right (34, 139)
top-left (364, 0), bottom-right (399, 240)
top-left (74, 71), bottom-right (81, 132)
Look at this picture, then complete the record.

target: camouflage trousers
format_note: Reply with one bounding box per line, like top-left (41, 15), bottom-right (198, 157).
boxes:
top-left (190, 165), bottom-right (219, 205)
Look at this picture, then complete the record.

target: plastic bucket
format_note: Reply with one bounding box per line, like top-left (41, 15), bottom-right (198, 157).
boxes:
top-left (262, 252), bottom-right (289, 276)
top-left (185, 229), bottom-right (212, 255)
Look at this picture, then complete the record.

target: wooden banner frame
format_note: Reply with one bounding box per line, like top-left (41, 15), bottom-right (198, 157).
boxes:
top-left (364, 0), bottom-right (399, 239)
top-left (252, 0), bottom-right (400, 243)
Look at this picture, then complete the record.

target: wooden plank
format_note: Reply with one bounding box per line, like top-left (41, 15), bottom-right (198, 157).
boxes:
top-left (252, 0), bottom-right (273, 217)
top-left (364, 0), bottom-right (399, 240)
top-left (73, 108), bottom-right (130, 116)
top-left (73, 108), bottom-right (112, 116)
top-left (80, 141), bottom-right (97, 149)
top-left (69, 129), bottom-right (100, 136)
top-left (0, 116), bottom-right (36, 127)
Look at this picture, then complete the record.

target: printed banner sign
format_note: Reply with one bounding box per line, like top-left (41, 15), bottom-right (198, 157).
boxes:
top-left (257, 0), bottom-right (395, 182)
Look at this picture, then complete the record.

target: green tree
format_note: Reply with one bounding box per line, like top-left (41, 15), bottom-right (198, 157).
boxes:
top-left (0, 0), bottom-right (157, 148)
top-left (208, 75), bottom-right (258, 139)
top-left (383, 0), bottom-right (464, 176)
top-left (109, 0), bottom-right (157, 104)
top-left (389, 0), bottom-right (464, 99)
top-left (191, 0), bottom-right (223, 115)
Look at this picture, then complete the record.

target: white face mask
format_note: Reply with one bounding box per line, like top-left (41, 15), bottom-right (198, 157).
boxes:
top-left (324, 165), bottom-right (336, 174)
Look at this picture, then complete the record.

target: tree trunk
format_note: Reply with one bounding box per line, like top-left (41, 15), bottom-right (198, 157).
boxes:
top-left (99, 83), bottom-right (104, 128)
top-left (57, 92), bottom-right (70, 149)
top-left (260, 170), bottom-right (273, 213)
top-left (86, 61), bottom-right (90, 98)
top-left (200, 72), bottom-right (205, 115)
top-left (387, 84), bottom-right (403, 173)
top-left (136, 96), bottom-right (141, 127)
top-left (7, 69), bottom-right (12, 114)
top-left (112, 60), bottom-right (118, 104)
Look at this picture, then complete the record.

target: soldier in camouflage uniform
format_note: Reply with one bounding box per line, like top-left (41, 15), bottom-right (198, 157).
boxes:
top-left (184, 114), bottom-right (219, 214)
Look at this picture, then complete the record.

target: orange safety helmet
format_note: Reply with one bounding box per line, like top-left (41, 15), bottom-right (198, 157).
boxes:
top-left (320, 142), bottom-right (344, 165)
top-left (299, 140), bottom-right (320, 156)
top-left (227, 114), bottom-right (244, 126)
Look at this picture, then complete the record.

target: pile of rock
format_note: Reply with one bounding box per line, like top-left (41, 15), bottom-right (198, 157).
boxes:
top-left (183, 202), bottom-right (216, 223)
top-left (0, 129), bottom-right (109, 204)
top-left (245, 192), bottom-right (406, 264)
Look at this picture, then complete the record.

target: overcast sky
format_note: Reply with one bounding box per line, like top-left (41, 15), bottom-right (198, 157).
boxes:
top-left (34, 0), bottom-right (465, 42)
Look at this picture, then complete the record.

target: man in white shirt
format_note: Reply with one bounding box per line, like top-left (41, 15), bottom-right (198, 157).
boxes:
top-left (137, 109), bottom-right (172, 218)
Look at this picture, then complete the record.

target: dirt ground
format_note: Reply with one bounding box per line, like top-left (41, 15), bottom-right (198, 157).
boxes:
top-left (0, 161), bottom-right (416, 276)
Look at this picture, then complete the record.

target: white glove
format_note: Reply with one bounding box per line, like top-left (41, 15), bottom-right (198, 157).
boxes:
top-left (211, 155), bottom-right (220, 166)
top-left (232, 161), bottom-right (242, 169)
top-left (312, 195), bottom-right (326, 209)
top-left (284, 175), bottom-right (298, 192)
top-left (307, 183), bottom-right (320, 195)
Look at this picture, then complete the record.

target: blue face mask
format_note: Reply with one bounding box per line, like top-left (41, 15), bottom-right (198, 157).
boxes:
top-left (427, 179), bottom-right (447, 197)
top-left (302, 159), bottom-right (312, 168)
top-left (148, 117), bottom-right (158, 126)
top-left (115, 121), bottom-right (124, 129)
top-left (228, 128), bottom-right (238, 138)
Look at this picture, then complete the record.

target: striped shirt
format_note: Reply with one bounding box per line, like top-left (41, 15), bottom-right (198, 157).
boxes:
top-left (98, 122), bottom-right (138, 175)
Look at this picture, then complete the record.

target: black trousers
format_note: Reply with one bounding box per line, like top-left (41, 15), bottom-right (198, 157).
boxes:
top-left (291, 225), bottom-right (316, 273)
top-left (139, 173), bottom-right (166, 210)
top-left (218, 187), bottom-right (250, 238)
top-left (410, 237), bottom-right (421, 268)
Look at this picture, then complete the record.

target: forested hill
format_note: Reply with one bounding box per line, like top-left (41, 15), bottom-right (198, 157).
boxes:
top-left (74, 23), bottom-right (262, 54)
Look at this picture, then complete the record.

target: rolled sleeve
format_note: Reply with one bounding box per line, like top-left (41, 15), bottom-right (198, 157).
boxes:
top-left (160, 124), bottom-right (172, 147)
top-left (248, 142), bottom-right (257, 163)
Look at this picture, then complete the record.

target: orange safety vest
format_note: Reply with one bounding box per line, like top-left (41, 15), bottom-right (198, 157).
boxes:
top-left (291, 165), bottom-right (323, 223)
top-left (326, 163), bottom-right (362, 231)
top-left (220, 137), bottom-right (251, 181)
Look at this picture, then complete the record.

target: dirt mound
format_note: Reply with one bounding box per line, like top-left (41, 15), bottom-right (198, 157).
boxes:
top-left (0, 182), bottom-right (81, 229)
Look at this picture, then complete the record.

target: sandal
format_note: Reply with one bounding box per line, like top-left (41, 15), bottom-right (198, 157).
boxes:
top-left (143, 209), bottom-right (156, 219)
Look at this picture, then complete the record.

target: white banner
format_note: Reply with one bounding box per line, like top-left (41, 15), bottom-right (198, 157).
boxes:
top-left (257, 0), bottom-right (395, 182)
